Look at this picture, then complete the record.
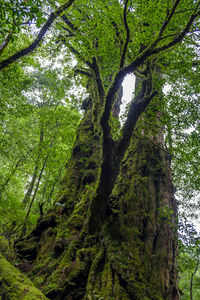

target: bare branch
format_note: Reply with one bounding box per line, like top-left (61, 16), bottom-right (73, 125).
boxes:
top-left (0, 0), bottom-right (76, 70)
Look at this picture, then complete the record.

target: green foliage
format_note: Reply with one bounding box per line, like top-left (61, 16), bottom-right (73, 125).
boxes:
top-left (179, 222), bottom-right (200, 299)
top-left (0, 0), bottom-right (48, 42)
top-left (0, 62), bottom-right (80, 236)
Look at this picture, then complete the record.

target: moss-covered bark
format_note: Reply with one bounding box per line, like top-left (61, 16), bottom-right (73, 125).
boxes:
top-left (0, 253), bottom-right (48, 299)
top-left (108, 135), bottom-right (179, 300)
top-left (11, 73), bottom-right (179, 300)
top-left (13, 135), bottom-right (178, 299)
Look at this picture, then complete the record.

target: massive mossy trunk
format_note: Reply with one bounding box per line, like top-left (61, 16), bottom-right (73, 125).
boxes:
top-left (11, 74), bottom-right (179, 300)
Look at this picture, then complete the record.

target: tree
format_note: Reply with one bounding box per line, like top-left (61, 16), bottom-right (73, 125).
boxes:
top-left (0, 64), bottom-right (80, 237)
top-left (178, 222), bottom-right (200, 299)
top-left (0, 0), bottom-right (200, 299)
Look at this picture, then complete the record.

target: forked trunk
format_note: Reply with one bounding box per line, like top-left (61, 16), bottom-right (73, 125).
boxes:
top-left (13, 77), bottom-right (179, 300)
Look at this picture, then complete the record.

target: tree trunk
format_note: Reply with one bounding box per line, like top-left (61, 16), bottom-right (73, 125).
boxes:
top-left (21, 151), bottom-right (49, 237)
top-left (22, 128), bottom-right (44, 207)
top-left (190, 257), bottom-right (199, 300)
top-left (14, 75), bottom-right (179, 299)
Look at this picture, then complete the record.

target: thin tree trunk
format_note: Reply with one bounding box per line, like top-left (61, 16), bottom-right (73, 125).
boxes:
top-left (22, 128), bottom-right (44, 207)
top-left (0, 32), bottom-right (13, 56)
top-left (47, 158), bottom-right (68, 204)
top-left (0, 159), bottom-right (21, 194)
top-left (190, 257), bottom-right (199, 300)
top-left (21, 149), bottom-right (49, 236)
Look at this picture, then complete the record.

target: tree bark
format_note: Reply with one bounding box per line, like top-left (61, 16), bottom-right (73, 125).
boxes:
top-left (190, 257), bottom-right (199, 300)
top-left (14, 74), bottom-right (179, 299)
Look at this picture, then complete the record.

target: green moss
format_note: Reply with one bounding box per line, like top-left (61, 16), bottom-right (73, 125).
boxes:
top-left (101, 262), bottom-right (113, 298)
top-left (38, 227), bottom-right (56, 257)
top-left (0, 235), bottom-right (9, 255)
top-left (105, 137), bottom-right (171, 299)
top-left (0, 254), bottom-right (48, 299)
top-left (86, 246), bottom-right (105, 293)
top-left (112, 273), bottom-right (129, 299)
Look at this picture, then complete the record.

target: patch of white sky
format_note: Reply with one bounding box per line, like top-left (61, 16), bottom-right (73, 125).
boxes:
top-left (120, 74), bottom-right (135, 123)
top-left (122, 74), bottom-right (135, 108)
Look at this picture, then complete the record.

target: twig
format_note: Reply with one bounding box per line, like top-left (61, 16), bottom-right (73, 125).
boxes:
top-left (74, 68), bottom-right (92, 77)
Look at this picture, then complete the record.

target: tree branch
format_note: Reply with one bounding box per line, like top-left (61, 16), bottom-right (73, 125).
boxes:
top-left (117, 79), bottom-right (158, 158)
top-left (0, 0), bottom-right (76, 70)
top-left (158, 0), bottom-right (181, 37)
top-left (105, 6), bottom-right (200, 109)
top-left (67, 43), bottom-right (92, 67)
top-left (0, 32), bottom-right (13, 56)
top-left (61, 14), bottom-right (77, 31)
top-left (158, 33), bottom-right (178, 41)
top-left (61, 12), bottom-right (87, 38)
top-left (74, 68), bottom-right (92, 77)
top-left (91, 57), bottom-right (105, 100)
top-left (154, 10), bottom-right (200, 54)
top-left (120, 0), bottom-right (130, 68)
